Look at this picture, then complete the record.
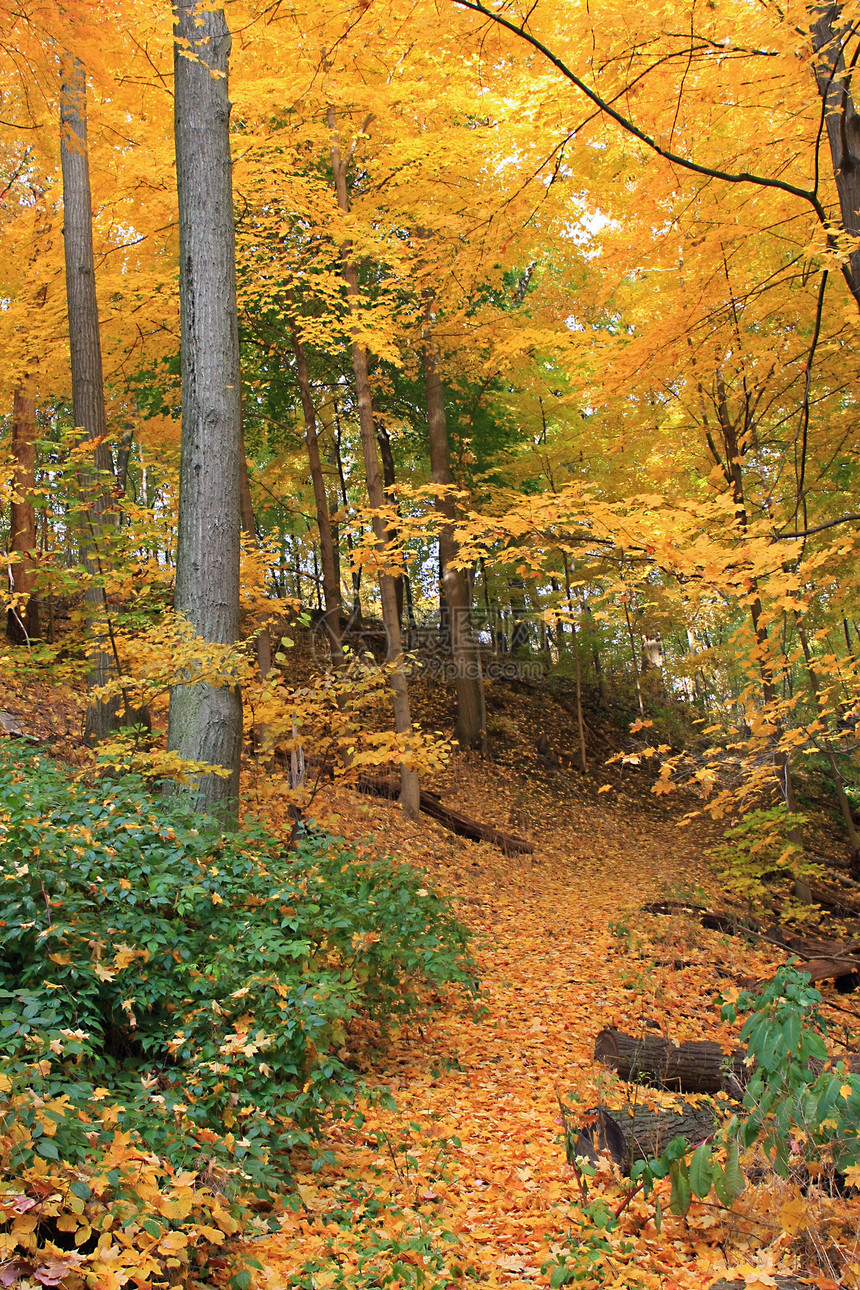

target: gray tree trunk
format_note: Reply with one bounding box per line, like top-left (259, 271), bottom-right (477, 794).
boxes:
top-left (167, 1), bottom-right (243, 822)
top-left (811, 6), bottom-right (860, 310)
top-left (329, 108), bottom-right (420, 818)
top-left (287, 307), bottom-right (343, 665)
top-left (6, 382), bottom-right (41, 645)
top-left (60, 56), bottom-right (122, 744)
top-left (422, 310), bottom-right (487, 751)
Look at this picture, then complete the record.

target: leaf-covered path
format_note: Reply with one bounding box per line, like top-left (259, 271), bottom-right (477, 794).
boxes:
top-left (256, 775), bottom-right (791, 1290)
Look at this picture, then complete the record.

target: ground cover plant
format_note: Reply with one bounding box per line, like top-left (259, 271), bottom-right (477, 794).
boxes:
top-left (0, 743), bottom-right (473, 1287)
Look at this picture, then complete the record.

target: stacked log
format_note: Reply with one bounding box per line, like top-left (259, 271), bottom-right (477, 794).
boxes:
top-left (574, 1100), bottom-right (719, 1172)
top-left (594, 1028), bottom-right (747, 1093)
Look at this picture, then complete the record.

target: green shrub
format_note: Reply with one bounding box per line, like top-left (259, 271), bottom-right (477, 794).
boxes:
top-left (708, 804), bottom-right (814, 902)
top-left (0, 744), bottom-right (474, 1285)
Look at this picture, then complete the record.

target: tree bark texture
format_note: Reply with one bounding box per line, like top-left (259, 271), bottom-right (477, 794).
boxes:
top-left (574, 1101), bottom-right (720, 1173)
top-left (796, 616), bottom-right (860, 868)
top-left (239, 435), bottom-right (273, 680)
top-left (287, 308), bottom-right (343, 664)
top-left (423, 311), bottom-right (487, 751)
top-left (329, 107), bottom-right (419, 817)
top-left (167, 2), bottom-right (243, 820)
top-left (594, 1029), bottom-right (747, 1095)
top-left (6, 383), bottom-right (41, 644)
top-left (811, 5), bottom-right (860, 310)
top-left (374, 418), bottom-right (404, 627)
top-left (60, 56), bottom-right (121, 745)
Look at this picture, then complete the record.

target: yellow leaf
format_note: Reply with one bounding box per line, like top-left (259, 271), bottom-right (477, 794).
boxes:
top-left (779, 1197), bottom-right (808, 1235)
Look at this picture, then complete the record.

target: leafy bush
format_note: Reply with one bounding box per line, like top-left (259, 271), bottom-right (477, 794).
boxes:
top-left (709, 804), bottom-right (814, 902)
top-left (633, 966), bottom-right (860, 1222)
top-left (0, 744), bottom-right (474, 1286)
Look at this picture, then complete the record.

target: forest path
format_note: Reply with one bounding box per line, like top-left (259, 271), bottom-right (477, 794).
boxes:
top-left (255, 782), bottom-right (788, 1290)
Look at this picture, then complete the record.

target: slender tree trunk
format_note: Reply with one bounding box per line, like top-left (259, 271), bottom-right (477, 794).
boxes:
top-left (560, 554), bottom-right (587, 771)
top-left (811, 6), bottom-right (860, 310)
top-left (706, 377), bottom-right (800, 834)
top-left (60, 55), bottom-right (122, 744)
top-left (333, 400), bottom-right (361, 618)
top-left (623, 601), bottom-right (646, 718)
top-left (287, 309), bottom-right (343, 664)
top-left (329, 107), bottom-right (419, 817)
top-left (796, 616), bottom-right (860, 869)
top-left (374, 418), bottom-right (404, 627)
top-left (6, 382), bottom-right (41, 644)
top-left (167, 1), bottom-right (243, 821)
top-left (422, 308), bottom-right (486, 750)
top-left (239, 437), bottom-right (273, 679)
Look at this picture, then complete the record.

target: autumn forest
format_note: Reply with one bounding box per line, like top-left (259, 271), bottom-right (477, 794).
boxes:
top-left (1, 0), bottom-right (860, 1286)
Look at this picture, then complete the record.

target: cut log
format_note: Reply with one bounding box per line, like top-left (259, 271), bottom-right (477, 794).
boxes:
top-left (572, 1099), bottom-right (721, 1173)
top-left (708, 1280), bottom-right (809, 1289)
top-left (594, 1029), bottom-right (747, 1094)
top-left (791, 954), bottom-right (860, 984)
top-left (642, 900), bottom-right (761, 937)
top-left (803, 881), bottom-right (860, 918)
top-left (356, 773), bottom-right (534, 854)
top-left (0, 711), bottom-right (24, 737)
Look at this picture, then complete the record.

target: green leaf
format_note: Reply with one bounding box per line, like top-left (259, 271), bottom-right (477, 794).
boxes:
top-left (70, 1180), bottom-right (92, 1201)
top-left (142, 1219), bottom-right (162, 1238)
top-left (723, 1138), bottom-right (744, 1201)
top-left (35, 1137), bottom-right (59, 1159)
top-left (689, 1143), bottom-right (713, 1199)
top-left (668, 1160), bottom-right (692, 1216)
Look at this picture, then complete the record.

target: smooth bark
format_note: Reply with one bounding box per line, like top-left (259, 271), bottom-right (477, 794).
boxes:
top-left (422, 311), bottom-right (487, 750)
top-left (60, 55), bottom-right (123, 744)
top-left (167, 1), bottom-right (243, 820)
top-left (287, 309), bottom-right (343, 664)
top-left (796, 616), bottom-right (860, 870)
top-left (329, 107), bottom-right (419, 817)
top-left (6, 383), bottom-right (41, 644)
top-left (811, 6), bottom-right (860, 310)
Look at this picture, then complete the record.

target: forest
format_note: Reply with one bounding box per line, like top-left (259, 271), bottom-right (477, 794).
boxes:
top-left (1, 0), bottom-right (860, 1286)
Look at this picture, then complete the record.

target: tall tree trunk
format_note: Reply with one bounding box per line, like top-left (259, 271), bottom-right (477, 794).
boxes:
top-left (422, 309), bottom-right (486, 750)
top-left (796, 616), bottom-right (860, 870)
top-left (561, 553), bottom-right (587, 771)
top-left (707, 375), bottom-right (801, 836)
top-left (374, 418), bottom-right (404, 627)
top-left (333, 400), bottom-right (362, 619)
top-left (6, 382), bottom-right (41, 644)
top-left (287, 309), bottom-right (343, 664)
top-left (239, 436), bottom-right (273, 679)
top-left (811, 6), bottom-right (860, 311)
top-left (623, 600), bottom-right (646, 718)
top-left (60, 55), bottom-right (122, 744)
top-left (329, 107), bottom-right (419, 817)
top-left (167, 1), bottom-right (243, 822)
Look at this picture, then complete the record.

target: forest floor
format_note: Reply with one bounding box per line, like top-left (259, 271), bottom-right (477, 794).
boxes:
top-left (2, 664), bottom-right (856, 1287)
top-left (250, 736), bottom-right (847, 1290)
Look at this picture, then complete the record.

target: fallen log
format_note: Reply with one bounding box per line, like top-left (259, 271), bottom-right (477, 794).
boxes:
top-left (0, 711), bottom-right (24, 737)
top-left (791, 954), bottom-right (860, 985)
top-left (642, 900), bottom-right (762, 937)
top-left (709, 1280), bottom-right (809, 1289)
top-left (356, 773), bottom-right (534, 854)
top-left (801, 880), bottom-right (860, 918)
top-left (594, 1029), bottom-right (747, 1094)
top-left (572, 1099), bottom-right (721, 1172)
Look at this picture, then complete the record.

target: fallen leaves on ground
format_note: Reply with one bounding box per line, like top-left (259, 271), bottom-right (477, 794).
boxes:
top-left (252, 760), bottom-right (833, 1289)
